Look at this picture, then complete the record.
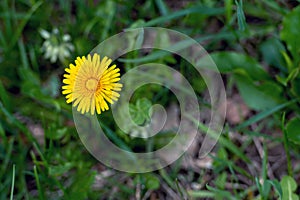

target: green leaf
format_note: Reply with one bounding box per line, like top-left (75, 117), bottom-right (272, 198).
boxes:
top-left (280, 6), bottom-right (300, 64)
top-left (286, 117), bottom-right (300, 144)
top-left (143, 6), bottom-right (224, 27)
top-left (260, 38), bottom-right (286, 72)
top-left (281, 51), bottom-right (294, 73)
top-left (235, 99), bottom-right (297, 130)
top-left (279, 68), bottom-right (300, 88)
top-left (129, 98), bottom-right (152, 125)
top-left (66, 170), bottom-right (95, 200)
top-left (199, 52), bottom-right (270, 81)
top-left (42, 74), bottom-right (60, 98)
top-left (8, 1), bottom-right (43, 51)
top-left (188, 190), bottom-right (215, 198)
top-left (280, 176), bottom-right (299, 200)
top-left (154, 0), bottom-right (169, 16)
top-left (119, 32), bottom-right (236, 64)
top-left (215, 172), bottom-right (227, 190)
top-left (291, 78), bottom-right (300, 98)
top-left (267, 180), bottom-right (282, 200)
top-left (144, 173), bottom-right (160, 190)
top-left (20, 78), bottom-right (61, 111)
top-left (46, 127), bottom-right (67, 140)
top-left (18, 67), bottom-right (40, 85)
top-left (10, 164), bottom-right (15, 200)
top-left (129, 104), bottom-right (144, 125)
top-left (234, 74), bottom-right (281, 110)
top-left (206, 184), bottom-right (238, 200)
top-left (235, 0), bottom-right (247, 31)
top-left (225, 0), bottom-right (233, 24)
top-left (0, 80), bottom-right (11, 112)
top-left (48, 163), bottom-right (73, 177)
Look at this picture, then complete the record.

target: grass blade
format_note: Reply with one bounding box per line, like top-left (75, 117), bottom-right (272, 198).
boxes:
top-left (235, 99), bottom-right (297, 130)
top-left (185, 113), bottom-right (250, 163)
top-left (143, 6), bottom-right (224, 27)
top-left (0, 80), bottom-right (11, 112)
top-left (119, 31), bottom-right (234, 64)
top-left (188, 190), bottom-right (215, 198)
top-left (225, 0), bottom-right (233, 24)
top-left (33, 165), bottom-right (45, 200)
top-left (99, 121), bottom-right (132, 152)
top-left (159, 168), bottom-right (176, 189)
top-left (154, 0), bottom-right (169, 16)
top-left (8, 1), bottom-right (42, 51)
top-left (235, 0), bottom-right (247, 31)
top-left (282, 112), bottom-right (293, 177)
top-left (18, 38), bottom-right (29, 69)
top-left (0, 102), bottom-right (34, 142)
top-left (0, 138), bottom-right (14, 182)
top-left (9, 164), bottom-right (15, 200)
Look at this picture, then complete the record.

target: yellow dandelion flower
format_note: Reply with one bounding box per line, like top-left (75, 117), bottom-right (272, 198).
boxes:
top-left (62, 53), bottom-right (122, 115)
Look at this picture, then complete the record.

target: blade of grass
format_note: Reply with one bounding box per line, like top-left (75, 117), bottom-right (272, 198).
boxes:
top-left (9, 164), bottom-right (15, 200)
top-left (210, 155), bottom-right (251, 179)
top-left (99, 121), bottom-right (132, 152)
top-left (175, 178), bottom-right (186, 199)
top-left (188, 190), bottom-right (215, 198)
top-left (32, 142), bottom-right (49, 168)
top-left (119, 31), bottom-right (234, 64)
top-left (0, 138), bottom-right (14, 183)
top-left (33, 165), bottom-right (45, 200)
top-left (235, 0), bottom-right (247, 31)
top-left (185, 113), bottom-right (250, 163)
top-left (8, 1), bottom-right (42, 51)
top-left (0, 80), bottom-right (11, 112)
top-left (261, 0), bottom-right (288, 15)
top-left (0, 30), bottom-right (8, 48)
top-left (29, 47), bottom-right (39, 73)
top-left (3, 0), bottom-right (13, 39)
top-left (225, 0), bottom-right (233, 24)
top-left (244, 130), bottom-right (281, 142)
top-left (30, 148), bottom-right (67, 195)
top-left (282, 112), bottom-right (293, 177)
top-left (143, 6), bottom-right (224, 27)
top-left (100, 0), bottom-right (116, 41)
top-left (0, 121), bottom-right (4, 138)
top-left (159, 168), bottom-right (175, 189)
top-left (0, 12), bottom-right (28, 19)
top-left (18, 38), bottom-right (29, 69)
top-left (154, 0), bottom-right (169, 16)
top-left (0, 102), bottom-right (34, 142)
top-left (234, 99), bottom-right (297, 130)
top-left (206, 184), bottom-right (238, 200)
top-left (255, 177), bottom-right (263, 198)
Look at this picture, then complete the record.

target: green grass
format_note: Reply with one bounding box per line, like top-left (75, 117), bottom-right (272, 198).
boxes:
top-left (1, 0), bottom-right (300, 199)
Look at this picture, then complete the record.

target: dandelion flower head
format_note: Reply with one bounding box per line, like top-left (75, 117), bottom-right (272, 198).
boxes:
top-left (62, 53), bottom-right (122, 115)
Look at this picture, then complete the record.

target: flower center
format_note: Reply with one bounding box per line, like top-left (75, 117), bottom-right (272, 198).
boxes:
top-left (85, 78), bottom-right (99, 91)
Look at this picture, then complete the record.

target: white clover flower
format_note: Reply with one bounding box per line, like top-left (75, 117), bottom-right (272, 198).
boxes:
top-left (40, 28), bottom-right (74, 63)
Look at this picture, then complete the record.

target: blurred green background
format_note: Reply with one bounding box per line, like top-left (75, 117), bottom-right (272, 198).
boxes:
top-left (1, 0), bottom-right (300, 199)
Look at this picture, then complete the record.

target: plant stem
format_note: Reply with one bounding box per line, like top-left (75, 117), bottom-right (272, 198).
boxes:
top-left (282, 112), bottom-right (293, 176)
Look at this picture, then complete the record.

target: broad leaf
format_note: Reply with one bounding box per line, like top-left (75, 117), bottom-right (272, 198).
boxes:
top-left (286, 117), bottom-right (300, 144)
top-left (280, 176), bottom-right (299, 200)
top-left (259, 38), bottom-right (286, 72)
top-left (144, 173), bottom-right (160, 190)
top-left (234, 75), bottom-right (282, 110)
top-left (129, 98), bottom-right (152, 125)
top-left (280, 6), bottom-right (300, 64)
top-left (198, 52), bottom-right (270, 81)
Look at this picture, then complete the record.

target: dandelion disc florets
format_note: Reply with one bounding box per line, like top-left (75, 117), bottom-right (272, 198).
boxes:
top-left (62, 53), bottom-right (122, 115)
